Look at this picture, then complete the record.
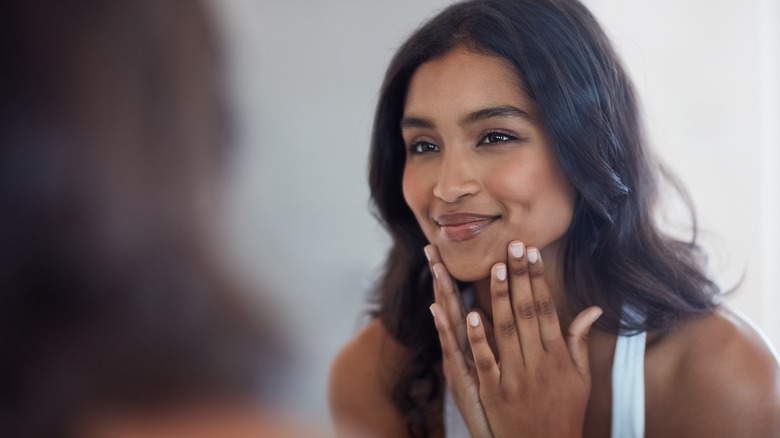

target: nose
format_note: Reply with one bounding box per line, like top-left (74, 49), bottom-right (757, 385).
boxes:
top-left (433, 149), bottom-right (479, 203)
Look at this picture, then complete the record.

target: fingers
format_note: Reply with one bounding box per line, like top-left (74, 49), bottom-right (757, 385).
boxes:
top-left (426, 246), bottom-right (470, 356)
top-left (466, 311), bottom-right (499, 387)
top-left (523, 246), bottom-right (567, 354)
top-left (567, 306), bottom-right (603, 377)
top-left (473, 308), bottom-right (497, 360)
top-left (425, 244), bottom-right (445, 305)
top-left (506, 242), bottom-right (544, 363)
top-left (430, 303), bottom-right (472, 377)
top-left (432, 303), bottom-right (495, 438)
top-left (425, 245), bottom-right (467, 324)
top-left (488, 262), bottom-right (524, 372)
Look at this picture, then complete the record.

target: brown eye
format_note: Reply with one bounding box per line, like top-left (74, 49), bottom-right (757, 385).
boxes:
top-left (480, 131), bottom-right (514, 144)
top-left (408, 142), bottom-right (440, 154)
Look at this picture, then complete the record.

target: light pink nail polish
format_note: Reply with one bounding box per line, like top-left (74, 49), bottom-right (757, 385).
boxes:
top-left (510, 242), bottom-right (524, 259)
top-left (468, 313), bottom-right (479, 327)
top-left (430, 305), bottom-right (436, 318)
top-left (496, 264), bottom-right (507, 281)
top-left (432, 264), bottom-right (441, 279)
top-left (527, 248), bottom-right (539, 264)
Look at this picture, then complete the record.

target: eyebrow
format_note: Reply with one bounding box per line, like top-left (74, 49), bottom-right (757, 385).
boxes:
top-left (400, 105), bottom-right (532, 130)
top-left (459, 105), bottom-right (532, 125)
top-left (399, 116), bottom-right (435, 130)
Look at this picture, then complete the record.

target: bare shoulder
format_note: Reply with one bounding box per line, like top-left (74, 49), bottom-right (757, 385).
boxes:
top-left (328, 319), bottom-right (409, 438)
top-left (646, 305), bottom-right (780, 437)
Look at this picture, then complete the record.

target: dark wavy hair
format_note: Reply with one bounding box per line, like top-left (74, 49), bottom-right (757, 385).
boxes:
top-left (368, 0), bottom-right (720, 435)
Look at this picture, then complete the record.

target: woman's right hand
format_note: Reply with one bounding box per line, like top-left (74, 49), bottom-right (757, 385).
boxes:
top-left (426, 245), bottom-right (494, 437)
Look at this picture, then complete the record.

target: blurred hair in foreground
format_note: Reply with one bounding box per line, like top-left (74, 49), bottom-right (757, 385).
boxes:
top-left (0, 0), bottom-right (316, 436)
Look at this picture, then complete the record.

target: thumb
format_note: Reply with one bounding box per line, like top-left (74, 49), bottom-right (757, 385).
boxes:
top-left (567, 306), bottom-right (603, 377)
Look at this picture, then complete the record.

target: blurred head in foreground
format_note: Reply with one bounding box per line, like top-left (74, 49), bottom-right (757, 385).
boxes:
top-left (0, 1), bottom-right (287, 436)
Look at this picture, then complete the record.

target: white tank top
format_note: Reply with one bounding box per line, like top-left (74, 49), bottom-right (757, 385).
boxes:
top-left (443, 331), bottom-right (647, 438)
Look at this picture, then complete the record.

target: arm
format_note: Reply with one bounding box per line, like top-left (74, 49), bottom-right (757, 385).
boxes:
top-left (328, 320), bottom-right (409, 438)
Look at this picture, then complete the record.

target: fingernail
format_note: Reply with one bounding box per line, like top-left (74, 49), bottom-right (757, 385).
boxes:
top-left (432, 264), bottom-right (441, 280)
top-left (527, 248), bottom-right (539, 264)
top-left (430, 305), bottom-right (436, 318)
top-left (510, 242), bottom-right (524, 259)
top-left (468, 313), bottom-right (479, 327)
top-left (592, 308), bottom-right (603, 323)
top-left (496, 264), bottom-right (507, 281)
top-left (423, 246), bottom-right (432, 262)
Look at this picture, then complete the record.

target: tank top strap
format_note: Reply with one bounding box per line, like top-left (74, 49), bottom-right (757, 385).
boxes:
top-left (611, 330), bottom-right (646, 438)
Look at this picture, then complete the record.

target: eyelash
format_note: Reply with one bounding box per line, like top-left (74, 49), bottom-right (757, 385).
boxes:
top-left (478, 129), bottom-right (522, 145)
top-left (407, 141), bottom-right (439, 154)
top-left (406, 130), bottom-right (524, 155)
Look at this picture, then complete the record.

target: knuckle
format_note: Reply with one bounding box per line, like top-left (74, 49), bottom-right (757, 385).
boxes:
top-left (555, 354), bottom-right (570, 370)
top-left (512, 265), bottom-right (529, 277)
top-left (536, 297), bottom-right (556, 317)
top-left (498, 320), bottom-right (517, 338)
top-left (518, 301), bottom-right (537, 319)
top-left (535, 367), bottom-right (550, 385)
top-left (499, 385), bottom-right (519, 401)
top-left (493, 286), bottom-right (510, 299)
top-left (475, 356), bottom-right (494, 371)
top-left (442, 285), bottom-right (457, 297)
top-left (469, 332), bottom-right (486, 345)
top-left (528, 265), bottom-right (545, 279)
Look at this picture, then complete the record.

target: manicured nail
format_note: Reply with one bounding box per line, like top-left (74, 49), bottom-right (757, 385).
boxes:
top-left (510, 242), bottom-right (524, 259)
top-left (423, 246), bottom-right (432, 262)
top-left (430, 305), bottom-right (436, 318)
top-left (527, 248), bottom-right (539, 264)
top-left (496, 264), bottom-right (507, 281)
top-left (468, 313), bottom-right (479, 327)
top-left (432, 264), bottom-right (441, 279)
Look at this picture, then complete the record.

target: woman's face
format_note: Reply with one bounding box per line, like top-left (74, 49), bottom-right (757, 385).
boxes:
top-left (401, 46), bottom-right (576, 282)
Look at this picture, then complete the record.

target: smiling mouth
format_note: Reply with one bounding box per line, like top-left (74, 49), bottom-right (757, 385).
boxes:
top-left (435, 213), bottom-right (499, 242)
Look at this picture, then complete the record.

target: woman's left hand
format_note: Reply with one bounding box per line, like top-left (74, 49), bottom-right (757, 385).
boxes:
top-left (431, 241), bottom-right (602, 438)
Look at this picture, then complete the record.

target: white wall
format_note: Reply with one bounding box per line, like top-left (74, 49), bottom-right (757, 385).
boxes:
top-left (210, 0), bottom-right (780, 418)
top-left (583, 0), bottom-right (780, 350)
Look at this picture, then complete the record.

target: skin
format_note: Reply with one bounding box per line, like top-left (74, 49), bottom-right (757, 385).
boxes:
top-left (329, 46), bottom-right (780, 437)
top-left (400, 46), bottom-right (575, 297)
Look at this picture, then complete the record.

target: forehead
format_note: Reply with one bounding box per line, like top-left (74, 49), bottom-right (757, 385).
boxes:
top-left (404, 46), bottom-right (533, 117)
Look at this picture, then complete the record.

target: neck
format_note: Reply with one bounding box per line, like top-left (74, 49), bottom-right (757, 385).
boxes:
top-left (471, 241), bottom-right (574, 333)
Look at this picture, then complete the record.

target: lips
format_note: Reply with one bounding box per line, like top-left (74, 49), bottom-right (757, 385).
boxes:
top-left (434, 213), bottom-right (499, 242)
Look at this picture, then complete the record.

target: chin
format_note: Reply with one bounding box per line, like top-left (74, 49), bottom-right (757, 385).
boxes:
top-left (438, 249), bottom-right (496, 283)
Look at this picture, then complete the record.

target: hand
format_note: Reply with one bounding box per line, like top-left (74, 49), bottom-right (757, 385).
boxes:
top-left (430, 241), bottom-right (602, 438)
top-left (425, 245), bottom-right (493, 437)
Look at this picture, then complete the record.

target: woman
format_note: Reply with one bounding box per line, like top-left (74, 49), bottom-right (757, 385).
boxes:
top-left (329, 0), bottom-right (780, 437)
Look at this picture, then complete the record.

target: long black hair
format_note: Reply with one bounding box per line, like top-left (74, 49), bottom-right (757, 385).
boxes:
top-left (368, 0), bottom-right (720, 435)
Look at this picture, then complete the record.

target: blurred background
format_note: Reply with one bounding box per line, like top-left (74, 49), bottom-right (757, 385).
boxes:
top-left (209, 0), bottom-right (780, 422)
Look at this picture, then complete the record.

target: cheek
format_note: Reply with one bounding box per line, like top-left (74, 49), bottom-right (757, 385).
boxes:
top-left (486, 156), bottom-right (576, 236)
top-left (402, 165), bottom-right (428, 219)
top-left (483, 158), bottom-right (537, 203)
top-left (528, 167), bottom-right (576, 235)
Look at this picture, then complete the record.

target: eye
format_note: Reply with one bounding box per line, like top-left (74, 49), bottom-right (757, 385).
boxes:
top-left (407, 141), bottom-right (440, 154)
top-left (479, 130), bottom-right (517, 145)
